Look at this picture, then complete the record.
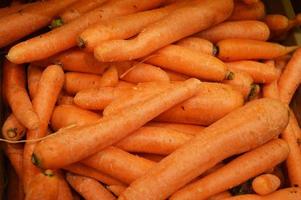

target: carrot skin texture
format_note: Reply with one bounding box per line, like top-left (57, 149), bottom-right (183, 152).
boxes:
top-left (118, 98), bottom-right (289, 200)
top-left (2, 114), bottom-right (26, 141)
top-left (252, 174), bottom-right (281, 195)
top-left (147, 122), bottom-right (205, 136)
top-left (27, 65), bottom-right (42, 99)
top-left (229, 1), bottom-right (265, 21)
top-left (57, 173), bottom-right (73, 200)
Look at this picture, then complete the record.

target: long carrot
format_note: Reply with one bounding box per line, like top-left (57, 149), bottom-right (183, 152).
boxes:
top-left (94, 0), bottom-right (234, 62)
top-left (7, 166), bottom-right (24, 200)
top-left (170, 139), bottom-right (289, 200)
top-left (252, 174), bottom-right (280, 195)
top-left (23, 65), bottom-right (64, 192)
top-left (27, 65), bottom-right (42, 100)
top-left (278, 48), bottom-right (301, 104)
top-left (2, 114), bottom-right (26, 141)
top-left (82, 146), bottom-right (156, 184)
top-left (7, 0), bottom-right (165, 64)
top-left (195, 20), bottom-right (270, 43)
top-left (107, 185), bottom-right (126, 197)
top-left (176, 37), bottom-right (216, 55)
top-left (229, 1), bottom-right (265, 21)
top-left (63, 163), bottom-right (124, 185)
top-left (3, 60), bottom-right (39, 130)
top-left (118, 98), bottom-right (289, 200)
top-left (59, 0), bottom-right (108, 23)
top-left (147, 122), bottom-right (205, 136)
top-left (0, 0), bottom-right (77, 48)
top-left (4, 143), bottom-right (24, 181)
top-left (66, 173), bottom-right (116, 200)
top-left (217, 39), bottom-right (298, 61)
top-left (32, 78), bottom-right (201, 169)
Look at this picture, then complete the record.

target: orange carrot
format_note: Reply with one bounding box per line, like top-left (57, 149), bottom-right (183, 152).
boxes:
top-left (262, 60), bottom-right (280, 100)
top-left (107, 185), bottom-right (126, 197)
top-left (217, 39), bottom-right (298, 61)
top-left (265, 14), bottom-right (289, 32)
top-left (51, 105), bottom-right (101, 131)
top-left (2, 114), bottom-right (26, 141)
top-left (27, 65), bottom-right (42, 100)
top-left (145, 45), bottom-right (228, 81)
top-left (57, 93), bottom-right (74, 105)
top-left (120, 63), bottom-right (170, 83)
top-left (0, 0), bottom-right (77, 48)
top-left (118, 98), bottom-right (289, 200)
top-left (3, 60), bottom-right (39, 130)
top-left (23, 65), bottom-right (64, 192)
top-left (66, 173), bottom-right (116, 200)
top-left (252, 174), bottom-right (280, 195)
top-left (222, 187), bottom-right (301, 200)
top-left (208, 191), bottom-right (232, 200)
top-left (63, 163), bottom-right (124, 185)
top-left (0, 2), bottom-right (30, 18)
top-left (82, 146), bottom-right (156, 184)
top-left (57, 173), bottom-right (73, 200)
top-left (94, 0), bottom-right (234, 62)
top-left (147, 122), bottom-right (205, 136)
top-left (7, 166), bottom-right (24, 200)
top-left (4, 143), bottom-right (24, 180)
top-left (229, 1), bottom-right (265, 21)
top-left (164, 70), bottom-right (190, 81)
top-left (99, 66), bottom-right (119, 88)
top-left (195, 20), bottom-right (270, 43)
top-left (170, 139), bottom-right (289, 200)
top-left (59, 0), bottom-right (108, 23)
top-left (226, 61), bottom-right (279, 83)
top-left (278, 48), bottom-right (301, 104)
top-left (177, 37), bottom-right (216, 55)
top-left (7, 0), bottom-right (165, 63)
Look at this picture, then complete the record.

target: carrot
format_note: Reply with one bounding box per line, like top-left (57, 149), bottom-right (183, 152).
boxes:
top-left (4, 143), bottom-right (24, 180)
top-left (57, 173), bottom-right (73, 200)
top-left (156, 82), bottom-right (244, 126)
top-left (2, 114), bottom-right (26, 141)
top-left (63, 163), bottom-right (124, 185)
top-left (226, 61), bottom-right (279, 83)
top-left (66, 173), bottom-right (116, 200)
top-left (94, 0), bottom-right (234, 62)
top-left (147, 122), bottom-right (205, 136)
top-left (74, 86), bottom-right (134, 110)
top-left (3, 60), bottom-right (39, 130)
top-left (195, 20), bottom-right (270, 43)
top-left (223, 71), bottom-right (254, 99)
top-left (145, 45), bottom-right (228, 81)
top-left (27, 65), bottom-right (42, 99)
top-left (229, 1), bottom-right (265, 21)
top-left (118, 98), bottom-right (289, 200)
top-left (7, 0), bottom-right (165, 64)
top-left (23, 65), bottom-right (64, 192)
top-left (278, 48), bottom-right (301, 104)
top-left (82, 146), bottom-right (156, 184)
top-left (59, 0), bottom-right (108, 23)
top-left (99, 66), bottom-right (119, 88)
top-left (120, 63), bottom-right (170, 83)
top-left (262, 60), bottom-right (280, 100)
top-left (32, 49), bottom-right (108, 75)
top-left (79, 2), bottom-right (187, 52)
top-left (164, 70), bottom-right (190, 81)
top-left (222, 187), bottom-right (301, 200)
top-left (0, 2), bottom-right (30, 18)
top-left (7, 166), bottom-right (24, 200)
top-left (107, 185), bottom-right (126, 197)
top-left (170, 139), bottom-right (289, 200)
top-left (0, 0), bottom-right (77, 48)
top-left (252, 174), bottom-right (280, 195)
top-left (116, 80), bottom-right (136, 88)
top-left (208, 191), bottom-right (232, 200)
top-left (51, 105), bottom-right (101, 131)
top-left (139, 153), bottom-right (165, 162)
top-left (217, 39), bottom-right (298, 61)
top-left (177, 37), bottom-right (216, 55)
top-left (57, 93), bottom-right (74, 105)
top-left (265, 14), bottom-right (289, 32)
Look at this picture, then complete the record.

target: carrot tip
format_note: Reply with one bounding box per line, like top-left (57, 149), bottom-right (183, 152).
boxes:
top-left (31, 153), bottom-right (41, 167)
top-left (226, 71), bottom-right (235, 80)
top-left (43, 169), bottom-right (54, 177)
top-left (77, 37), bottom-right (86, 49)
top-left (248, 84), bottom-right (260, 101)
top-left (212, 45), bottom-right (219, 56)
top-left (49, 18), bottom-right (64, 29)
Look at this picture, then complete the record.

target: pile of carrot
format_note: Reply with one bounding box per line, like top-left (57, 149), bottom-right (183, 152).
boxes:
top-left (1, 0), bottom-right (301, 199)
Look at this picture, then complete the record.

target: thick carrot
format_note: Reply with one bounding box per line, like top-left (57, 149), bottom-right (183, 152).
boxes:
top-left (165, 70), bottom-right (190, 81)
top-left (3, 60), bottom-right (39, 130)
top-left (208, 191), bottom-right (232, 200)
top-left (79, 2), bottom-right (187, 52)
top-left (82, 146), bottom-right (156, 184)
top-left (107, 185), bottom-right (126, 197)
top-left (59, 0), bottom-right (108, 23)
top-left (156, 83), bottom-right (244, 126)
top-left (0, 2), bottom-right (30, 18)
top-left (0, 0), bottom-right (77, 48)
top-left (217, 39), bottom-right (298, 61)
top-left (57, 93), bottom-right (74, 105)
top-left (51, 105), bottom-right (101, 131)
top-left (145, 45), bottom-right (228, 81)
top-left (57, 172), bottom-right (73, 200)
top-left (2, 114), bottom-right (26, 141)
top-left (226, 61), bottom-right (279, 84)
top-left (27, 65), bottom-right (42, 99)
top-left (23, 65), bottom-right (64, 192)
top-left (252, 174), bottom-right (280, 195)
top-left (229, 1), bottom-right (265, 21)
top-left (177, 37), bottom-right (215, 55)
top-left (66, 173), bottom-right (116, 200)
top-left (63, 163), bottom-right (124, 185)
top-left (147, 122), bottom-right (205, 136)
top-left (118, 98), bottom-right (289, 200)
top-left (94, 0), bottom-right (234, 62)
top-left (223, 71), bottom-right (254, 99)
top-left (33, 49), bottom-right (108, 75)
top-left (195, 20), bottom-right (270, 43)
top-left (120, 63), bottom-right (170, 83)
top-left (278, 48), bottom-right (301, 104)
top-left (7, 0), bottom-right (165, 64)
top-left (7, 166), bottom-right (24, 200)
top-left (170, 139), bottom-right (289, 200)
top-left (32, 78), bottom-right (201, 169)
top-left (222, 187), bottom-right (301, 200)
top-left (4, 143), bottom-right (24, 180)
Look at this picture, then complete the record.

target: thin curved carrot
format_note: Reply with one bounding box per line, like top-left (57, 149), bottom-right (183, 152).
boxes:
top-left (252, 174), bottom-right (280, 195)
top-left (2, 114), bottom-right (26, 141)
